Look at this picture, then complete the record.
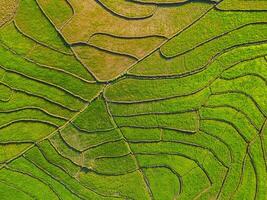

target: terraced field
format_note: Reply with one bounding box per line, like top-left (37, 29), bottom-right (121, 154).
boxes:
top-left (0, 0), bottom-right (267, 199)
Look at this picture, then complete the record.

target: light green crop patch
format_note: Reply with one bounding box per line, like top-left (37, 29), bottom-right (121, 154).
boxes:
top-left (217, 0), bottom-right (267, 10)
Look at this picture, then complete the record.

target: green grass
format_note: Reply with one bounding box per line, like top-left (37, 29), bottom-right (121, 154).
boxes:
top-left (0, 83), bottom-right (12, 101)
top-left (114, 111), bottom-right (198, 132)
top-left (78, 171), bottom-right (150, 200)
top-left (38, 140), bottom-right (80, 176)
top-left (105, 43), bottom-right (267, 102)
top-left (37, 0), bottom-right (73, 27)
top-left (109, 87), bottom-right (210, 116)
top-left (83, 140), bottom-right (129, 160)
top-left (2, 71), bottom-right (85, 110)
top-left (73, 97), bottom-right (114, 131)
top-left (15, 0), bottom-right (70, 53)
top-left (25, 147), bottom-right (110, 200)
top-left (0, 181), bottom-right (32, 200)
top-left (144, 167), bottom-right (180, 200)
top-left (0, 45), bottom-right (102, 101)
top-left (0, 22), bottom-right (94, 81)
top-left (130, 23), bottom-right (267, 76)
top-left (206, 91), bottom-right (265, 129)
top-left (0, 122), bottom-right (55, 142)
top-left (0, 108), bottom-right (66, 127)
top-left (9, 157), bottom-right (81, 200)
top-left (161, 10), bottom-right (267, 57)
top-left (50, 133), bottom-right (83, 165)
top-left (60, 124), bottom-right (122, 151)
top-left (0, 168), bottom-right (58, 200)
top-left (1, 0), bottom-right (267, 199)
top-left (217, 0), bottom-right (267, 10)
top-left (0, 90), bottom-right (75, 119)
top-left (0, 144), bottom-right (30, 163)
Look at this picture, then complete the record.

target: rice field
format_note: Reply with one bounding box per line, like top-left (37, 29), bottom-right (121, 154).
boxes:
top-left (0, 0), bottom-right (267, 199)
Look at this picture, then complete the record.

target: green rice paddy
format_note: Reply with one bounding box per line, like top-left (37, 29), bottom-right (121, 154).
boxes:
top-left (0, 0), bottom-right (267, 199)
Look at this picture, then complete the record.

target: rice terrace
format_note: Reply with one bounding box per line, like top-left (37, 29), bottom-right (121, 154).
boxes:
top-left (1, 0), bottom-right (267, 199)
